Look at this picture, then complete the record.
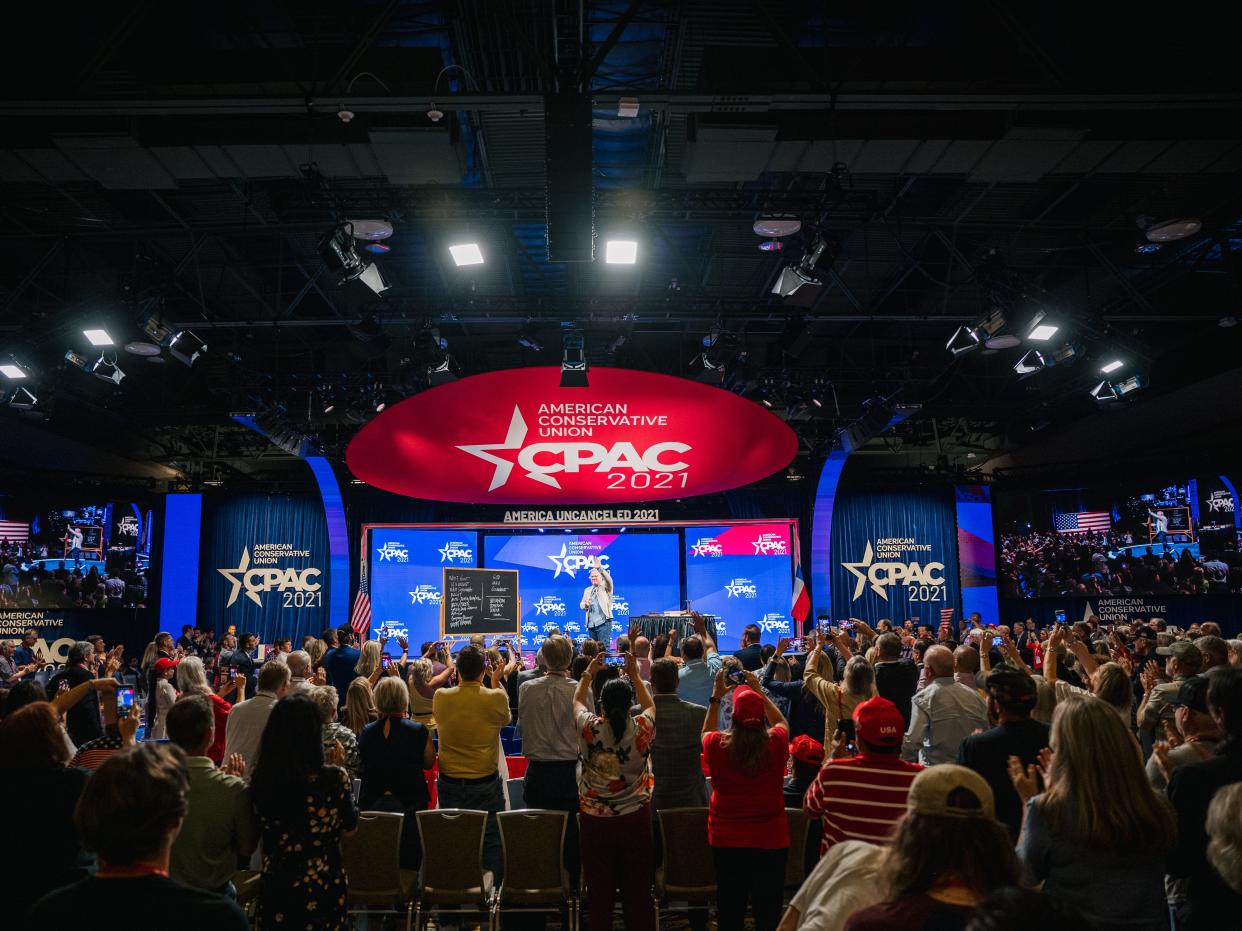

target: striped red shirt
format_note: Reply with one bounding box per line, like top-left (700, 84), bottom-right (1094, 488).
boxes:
top-left (803, 751), bottom-right (923, 855)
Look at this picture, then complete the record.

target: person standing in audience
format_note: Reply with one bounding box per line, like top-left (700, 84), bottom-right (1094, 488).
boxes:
top-left (176, 655), bottom-right (242, 765)
top-left (784, 734), bottom-right (825, 878)
top-left (762, 637), bottom-right (826, 740)
top-left (20, 743), bottom-right (248, 930)
top-left (702, 669), bottom-right (790, 931)
top-left (407, 650), bottom-right (454, 730)
top-left (286, 649), bottom-right (313, 690)
top-left (518, 635), bottom-right (582, 877)
top-left (46, 641), bottom-right (105, 747)
top-left (345, 675), bottom-right (379, 735)
top-left (223, 631), bottom-right (258, 694)
top-left (678, 612), bottom-right (724, 707)
top-left (1, 702), bottom-right (92, 902)
top-left (324, 623), bottom-right (362, 696)
top-left (314, 685), bottom-right (361, 778)
top-left (901, 645), bottom-right (988, 766)
top-left (1167, 667), bottom-right (1242, 929)
top-left (358, 677), bottom-right (434, 869)
top-left (147, 655), bottom-right (180, 740)
top-left (842, 766), bottom-right (1019, 931)
top-left (145, 630), bottom-right (174, 698)
top-left (804, 696), bottom-right (923, 856)
top-left (165, 695), bottom-right (258, 895)
top-left (433, 643), bottom-right (512, 881)
top-left (733, 623), bottom-right (766, 671)
top-left (222, 659), bottom-right (291, 780)
top-left (873, 633), bottom-right (919, 729)
top-left (573, 651), bottom-right (656, 931)
top-left (250, 693), bottom-right (358, 930)
top-left (805, 631), bottom-right (877, 748)
top-left (956, 668), bottom-right (1049, 841)
top-left (1147, 675), bottom-right (1221, 792)
top-left (1140, 640), bottom-right (1203, 733)
top-left (1009, 695), bottom-right (1175, 930)
top-left (649, 656), bottom-right (710, 810)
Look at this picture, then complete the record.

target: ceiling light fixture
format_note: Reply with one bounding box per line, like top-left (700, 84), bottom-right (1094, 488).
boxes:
top-left (0, 362), bottom-right (28, 379)
top-left (560, 332), bottom-right (589, 387)
top-left (449, 243), bottom-right (484, 266)
top-left (1144, 217), bottom-right (1202, 243)
top-left (1025, 311), bottom-right (1059, 342)
top-left (604, 240), bottom-right (638, 265)
top-left (83, 329), bottom-right (114, 347)
top-left (1100, 360), bottom-right (1124, 374)
top-left (8, 386), bottom-right (37, 410)
top-left (168, 330), bottom-right (208, 367)
top-left (90, 353), bottom-right (125, 385)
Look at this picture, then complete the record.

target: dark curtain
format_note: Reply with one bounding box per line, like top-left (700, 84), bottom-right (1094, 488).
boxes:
top-left (198, 494), bottom-right (330, 645)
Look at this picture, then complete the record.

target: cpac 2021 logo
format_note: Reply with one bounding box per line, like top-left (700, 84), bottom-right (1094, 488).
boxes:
top-left (690, 537), bottom-right (723, 557)
top-left (533, 595), bottom-right (567, 617)
top-left (376, 541), bottom-right (409, 563)
top-left (752, 533), bottom-right (788, 556)
top-left (408, 585), bottom-right (442, 606)
top-left (759, 613), bottom-right (790, 634)
top-left (218, 548), bottom-right (322, 608)
top-left (458, 406), bottom-right (691, 492)
top-left (548, 544), bottom-right (610, 580)
top-left (612, 597), bottom-right (630, 616)
top-left (438, 541), bottom-right (474, 563)
top-left (841, 541), bottom-right (945, 602)
top-left (117, 515), bottom-right (141, 537)
top-left (725, 578), bottom-right (758, 599)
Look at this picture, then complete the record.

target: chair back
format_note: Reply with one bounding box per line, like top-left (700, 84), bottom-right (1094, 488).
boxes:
top-left (343, 811), bottom-right (404, 894)
top-left (416, 809), bottom-right (488, 892)
top-left (505, 777), bottom-right (526, 810)
top-left (498, 810), bottom-right (570, 899)
top-left (784, 808), bottom-right (810, 889)
top-left (657, 808), bottom-right (715, 893)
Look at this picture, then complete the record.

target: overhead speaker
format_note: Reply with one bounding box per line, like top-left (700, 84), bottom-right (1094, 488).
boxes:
top-left (544, 93), bottom-right (595, 263)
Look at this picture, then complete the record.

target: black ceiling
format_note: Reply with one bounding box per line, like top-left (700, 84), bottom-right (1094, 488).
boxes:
top-left (2, 1), bottom-right (1241, 488)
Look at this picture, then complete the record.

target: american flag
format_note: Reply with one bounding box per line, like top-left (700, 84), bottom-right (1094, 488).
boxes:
top-left (350, 551), bottom-right (371, 635)
top-left (0, 520), bottom-right (30, 543)
top-left (791, 532), bottom-right (810, 623)
top-left (940, 607), bottom-right (956, 625)
top-left (1053, 511), bottom-right (1112, 534)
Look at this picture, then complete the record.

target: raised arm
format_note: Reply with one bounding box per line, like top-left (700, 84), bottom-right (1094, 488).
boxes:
top-left (1043, 628), bottom-right (1062, 686)
top-left (573, 654), bottom-right (604, 717)
top-left (1067, 637), bottom-right (1099, 679)
top-left (702, 669), bottom-right (730, 736)
top-left (743, 670), bottom-right (788, 731)
top-left (626, 652), bottom-right (654, 713)
top-left (691, 611), bottom-right (717, 657)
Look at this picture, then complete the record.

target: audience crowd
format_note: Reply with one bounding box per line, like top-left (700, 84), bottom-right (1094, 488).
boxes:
top-left (2, 610), bottom-right (1242, 931)
top-left (0, 538), bottom-right (149, 609)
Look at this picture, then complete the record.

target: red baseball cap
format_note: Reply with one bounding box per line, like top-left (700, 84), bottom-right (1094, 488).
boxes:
top-left (853, 696), bottom-right (904, 748)
top-left (154, 657), bottom-right (179, 673)
top-left (790, 734), bottom-right (825, 765)
top-left (731, 686), bottom-right (766, 727)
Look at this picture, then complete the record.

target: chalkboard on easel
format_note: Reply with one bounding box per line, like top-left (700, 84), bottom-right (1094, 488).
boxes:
top-left (441, 568), bottom-right (520, 637)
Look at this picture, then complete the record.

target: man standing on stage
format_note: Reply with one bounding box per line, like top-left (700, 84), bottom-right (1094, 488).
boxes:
top-left (63, 524), bottom-right (85, 567)
top-left (1148, 509), bottom-right (1171, 552)
top-left (580, 555), bottom-right (614, 647)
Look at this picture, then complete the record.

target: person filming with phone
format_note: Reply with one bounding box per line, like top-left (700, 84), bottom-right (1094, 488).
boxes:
top-left (580, 555), bottom-right (615, 646)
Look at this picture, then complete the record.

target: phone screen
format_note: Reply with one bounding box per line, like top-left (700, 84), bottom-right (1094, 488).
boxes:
top-left (1054, 609), bottom-right (1067, 624)
top-left (603, 654), bottom-right (626, 667)
top-left (727, 668), bottom-right (747, 684)
top-left (117, 687), bottom-right (135, 716)
top-left (992, 636), bottom-right (1003, 647)
top-left (228, 667), bottom-right (236, 681)
top-left (381, 653), bottom-right (391, 669)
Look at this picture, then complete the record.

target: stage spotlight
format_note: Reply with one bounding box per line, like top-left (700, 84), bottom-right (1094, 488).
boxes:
top-left (978, 310), bottom-right (1018, 349)
top-left (0, 362), bottom-right (28, 379)
top-left (1014, 350), bottom-right (1046, 376)
top-left (8, 386), bottom-right (37, 409)
top-left (1025, 311), bottom-right (1059, 342)
top-left (946, 325), bottom-right (981, 357)
top-left (142, 316), bottom-right (174, 345)
top-left (428, 357), bottom-right (457, 386)
top-left (168, 330), bottom-right (208, 367)
top-left (1091, 374), bottom-right (1146, 402)
top-left (319, 223), bottom-right (368, 280)
top-left (449, 243), bottom-right (484, 266)
top-left (1100, 359), bottom-right (1124, 374)
top-left (83, 328), bottom-right (114, 347)
top-left (771, 265), bottom-right (820, 298)
top-left (518, 334), bottom-right (544, 351)
top-left (604, 240), bottom-right (638, 265)
top-left (560, 332), bottom-right (589, 387)
top-left (90, 354), bottom-right (125, 385)
top-left (355, 263), bottom-right (391, 297)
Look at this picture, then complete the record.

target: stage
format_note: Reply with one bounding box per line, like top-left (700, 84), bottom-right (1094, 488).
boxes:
top-left (1110, 541), bottom-right (1200, 560)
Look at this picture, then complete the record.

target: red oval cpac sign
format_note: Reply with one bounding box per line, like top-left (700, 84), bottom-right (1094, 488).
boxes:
top-left (346, 366), bottom-right (798, 503)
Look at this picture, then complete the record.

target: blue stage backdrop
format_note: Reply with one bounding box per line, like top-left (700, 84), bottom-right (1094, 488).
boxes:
top-left (956, 485), bottom-right (999, 625)
top-left (483, 531), bottom-right (681, 650)
top-left (685, 522), bottom-right (796, 648)
top-left (829, 488), bottom-right (962, 629)
top-left (198, 495), bottom-right (330, 646)
top-left (369, 528), bottom-right (478, 649)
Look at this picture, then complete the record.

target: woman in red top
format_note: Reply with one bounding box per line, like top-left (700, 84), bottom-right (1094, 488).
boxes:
top-left (176, 656), bottom-right (244, 764)
top-left (702, 668), bottom-right (790, 931)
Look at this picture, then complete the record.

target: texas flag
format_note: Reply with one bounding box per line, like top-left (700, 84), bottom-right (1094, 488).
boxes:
top-left (791, 532), bottom-right (810, 624)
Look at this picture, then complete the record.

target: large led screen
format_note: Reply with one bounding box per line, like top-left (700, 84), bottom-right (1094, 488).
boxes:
top-left (369, 528), bottom-right (478, 649)
top-left (684, 522), bottom-right (795, 650)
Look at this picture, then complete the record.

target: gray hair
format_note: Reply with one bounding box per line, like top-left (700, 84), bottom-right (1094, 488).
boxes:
top-left (311, 685), bottom-right (340, 724)
top-left (68, 641), bottom-right (94, 666)
top-left (176, 656), bottom-right (211, 695)
top-left (843, 655), bottom-right (876, 699)
top-left (286, 650), bottom-right (311, 679)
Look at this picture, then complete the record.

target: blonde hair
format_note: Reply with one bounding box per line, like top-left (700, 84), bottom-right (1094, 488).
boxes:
top-left (311, 685), bottom-right (340, 724)
top-left (354, 640), bottom-right (382, 678)
top-left (175, 656), bottom-right (212, 696)
top-left (1038, 696), bottom-right (1175, 851)
top-left (1207, 782), bottom-right (1242, 894)
top-left (374, 676), bottom-right (410, 716)
top-left (307, 639), bottom-right (326, 668)
top-left (344, 677), bottom-right (377, 735)
top-left (407, 657), bottom-right (434, 689)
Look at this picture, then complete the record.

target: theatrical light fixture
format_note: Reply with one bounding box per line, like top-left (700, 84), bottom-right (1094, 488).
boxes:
top-left (1013, 350), bottom-right (1046, 376)
top-left (142, 315), bottom-right (174, 345)
top-left (946, 325), bottom-right (981, 357)
top-left (168, 330), bottom-right (208, 367)
top-left (90, 353), bottom-right (125, 385)
top-left (1091, 374), bottom-right (1146, 402)
top-left (427, 357), bottom-right (457, 386)
top-left (449, 243), bottom-right (484, 266)
top-left (758, 239), bottom-right (783, 252)
top-left (560, 332), bottom-right (589, 388)
top-left (518, 335), bottom-right (544, 351)
top-left (0, 363), bottom-right (28, 379)
top-left (83, 329), bottom-right (114, 347)
top-left (604, 240), bottom-right (638, 265)
top-left (1025, 311), bottom-right (1059, 342)
top-left (1100, 360), bottom-right (1124, 374)
top-left (1144, 217), bottom-right (1202, 243)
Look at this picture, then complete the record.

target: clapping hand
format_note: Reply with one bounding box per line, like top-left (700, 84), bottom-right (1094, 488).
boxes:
top-left (222, 753), bottom-right (246, 777)
top-left (327, 740), bottom-right (347, 768)
top-left (775, 636), bottom-right (793, 656)
top-left (1162, 720), bottom-right (1184, 749)
top-left (742, 669), bottom-right (763, 692)
top-left (711, 668), bottom-right (732, 702)
top-left (1007, 755), bottom-right (1040, 803)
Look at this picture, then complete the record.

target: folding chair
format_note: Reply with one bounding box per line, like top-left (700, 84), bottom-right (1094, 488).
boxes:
top-left (231, 869), bottom-right (260, 921)
top-left (783, 808), bottom-right (810, 897)
top-left (494, 810), bottom-right (577, 931)
top-left (654, 807), bottom-right (715, 925)
top-left (415, 809), bottom-right (495, 931)
top-left (343, 811), bottom-right (417, 930)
